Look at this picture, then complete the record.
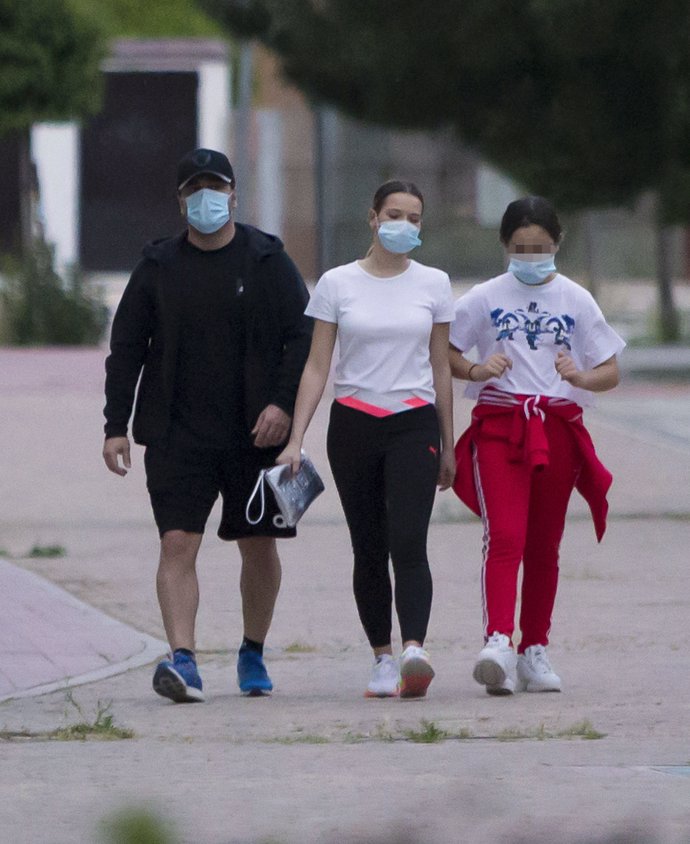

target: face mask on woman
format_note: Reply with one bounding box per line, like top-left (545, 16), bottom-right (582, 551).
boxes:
top-left (185, 188), bottom-right (231, 234)
top-left (377, 220), bottom-right (422, 254)
top-left (508, 254), bottom-right (557, 285)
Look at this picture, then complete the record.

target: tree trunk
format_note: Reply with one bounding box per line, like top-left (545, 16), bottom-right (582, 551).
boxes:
top-left (655, 219), bottom-right (681, 342)
top-left (234, 42), bottom-right (253, 223)
top-left (582, 210), bottom-right (599, 299)
top-left (17, 127), bottom-right (33, 256)
top-left (313, 106), bottom-right (329, 278)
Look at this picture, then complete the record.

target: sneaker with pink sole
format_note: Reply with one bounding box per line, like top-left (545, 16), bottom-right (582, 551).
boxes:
top-left (399, 645), bottom-right (435, 699)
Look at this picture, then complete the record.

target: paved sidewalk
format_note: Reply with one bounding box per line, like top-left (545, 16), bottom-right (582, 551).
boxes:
top-left (0, 558), bottom-right (166, 703)
top-left (1, 346), bottom-right (690, 843)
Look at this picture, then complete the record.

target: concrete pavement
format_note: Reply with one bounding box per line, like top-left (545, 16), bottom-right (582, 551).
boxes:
top-left (0, 558), bottom-right (165, 703)
top-left (1, 345), bottom-right (690, 843)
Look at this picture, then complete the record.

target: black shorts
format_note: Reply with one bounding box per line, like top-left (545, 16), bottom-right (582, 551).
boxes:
top-left (144, 440), bottom-right (297, 541)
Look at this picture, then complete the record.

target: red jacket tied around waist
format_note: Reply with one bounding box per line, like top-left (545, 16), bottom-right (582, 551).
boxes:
top-left (453, 388), bottom-right (612, 542)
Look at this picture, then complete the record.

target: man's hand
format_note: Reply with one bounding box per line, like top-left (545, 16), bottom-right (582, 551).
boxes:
top-left (251, 404), bottom-right (291, 448)
top-left (103, 436), bottom-right (131, 476)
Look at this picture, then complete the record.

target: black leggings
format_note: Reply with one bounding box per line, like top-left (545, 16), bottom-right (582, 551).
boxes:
top-left (326, 401), bottom-right (440, 648)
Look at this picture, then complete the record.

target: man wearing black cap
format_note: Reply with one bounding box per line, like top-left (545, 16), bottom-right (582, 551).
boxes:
top-left (102, 148), bottom-right (312, 703)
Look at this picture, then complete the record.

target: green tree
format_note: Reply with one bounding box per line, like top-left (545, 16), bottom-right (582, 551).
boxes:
top-left (202, 0), bottom-right (688, 340)
top-left (68, 0), bottom-right (222, 38)
top-left (0, 0), bottom-right (107, 253)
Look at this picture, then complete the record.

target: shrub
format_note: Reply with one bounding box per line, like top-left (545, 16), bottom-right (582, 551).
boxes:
top-left (0, 241), bottom-right (108, 345)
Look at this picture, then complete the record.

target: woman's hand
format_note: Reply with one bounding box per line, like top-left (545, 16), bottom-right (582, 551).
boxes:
top-left (437, 448), bottom-right (456, 491)
top-left (555, 351), bottom-right (619, 392)
top-left (555, 350), bottom-right (583, 386)
top-left (472, 354), bottom-right (512, 382)
top-left (275, 442), bottom-right (303, 475)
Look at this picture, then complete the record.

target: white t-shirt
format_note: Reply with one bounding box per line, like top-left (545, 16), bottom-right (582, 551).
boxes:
top-left (449, 272), bottom-right (625, 406)
top-left (306, 259), bottom-right (455, 404)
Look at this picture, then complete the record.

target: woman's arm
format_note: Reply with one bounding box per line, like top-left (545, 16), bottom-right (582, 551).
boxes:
top-left (430, 323), bottom-right (455, 490)
top-left (555, 352), bottom-right (620, 392)
top-left (276, 319), bottom-right (338, 472)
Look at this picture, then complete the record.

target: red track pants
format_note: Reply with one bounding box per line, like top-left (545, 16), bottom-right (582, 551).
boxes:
top-left (473, 414), bottom-right (581, 652)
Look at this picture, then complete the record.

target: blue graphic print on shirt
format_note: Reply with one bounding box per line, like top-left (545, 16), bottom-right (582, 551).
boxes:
top-left (490, 301), bottom-right (575, 351)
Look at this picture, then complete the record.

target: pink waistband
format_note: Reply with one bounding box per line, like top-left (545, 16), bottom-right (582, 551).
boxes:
top-left (337, 391), bottom-right (429, 418)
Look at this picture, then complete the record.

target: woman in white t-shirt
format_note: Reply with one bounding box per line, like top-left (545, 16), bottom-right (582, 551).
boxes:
top-left (449, 196), bottom-right (625, 696)
top-left (277, 180), bottom-right (455, 699)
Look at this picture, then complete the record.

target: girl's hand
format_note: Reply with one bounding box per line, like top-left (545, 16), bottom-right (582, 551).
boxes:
top-left (472, 354), bottom-right (512, 382)
top-left (275, 442), bottom-right (302, 475)
top-left (555, 350), bottom-right (583, 387)
top-left (437, 448), bottom-right (456, 491)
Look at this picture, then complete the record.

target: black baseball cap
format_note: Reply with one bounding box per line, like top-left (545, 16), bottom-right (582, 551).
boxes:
top-left (177, 148), bottom-right (235, 191)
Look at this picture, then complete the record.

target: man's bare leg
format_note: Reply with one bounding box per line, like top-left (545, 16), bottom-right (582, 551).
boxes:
top-left (238, 536), bottom-right (282, 642)
top-left (236, 536), bottom-right (281, 694)
top-left (153, 530), bottom-right (205, 702)
top-left (156, 530), bottom-right (203, 652)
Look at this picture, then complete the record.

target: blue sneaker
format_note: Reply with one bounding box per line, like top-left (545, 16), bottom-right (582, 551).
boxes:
top-left (153, 651), bottom-right (204, 703)
top-left (237, 646), bottom-right (273, 696)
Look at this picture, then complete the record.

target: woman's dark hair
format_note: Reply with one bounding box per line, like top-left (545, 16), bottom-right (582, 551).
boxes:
top-left (372, 180), bottom-right (424, 213)
top-left (499, 196), bottom-right (562, 245)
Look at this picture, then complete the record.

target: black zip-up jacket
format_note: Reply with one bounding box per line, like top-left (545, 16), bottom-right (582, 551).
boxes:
top-left (103, 224), bottom-right (312, 445)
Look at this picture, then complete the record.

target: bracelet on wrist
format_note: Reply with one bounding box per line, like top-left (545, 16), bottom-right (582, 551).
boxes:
top-left (468, 363), bottom-right (479, 382)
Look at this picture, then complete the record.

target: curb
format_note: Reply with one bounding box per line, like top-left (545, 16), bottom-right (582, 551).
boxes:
top-left (0, 558), bottom-right (167, 704)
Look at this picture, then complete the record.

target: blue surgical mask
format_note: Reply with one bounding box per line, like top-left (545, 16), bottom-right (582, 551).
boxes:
top-left (377, 220), bottom-right (422, 254)
top-left (508, 254), bottom-right (557, 285)
top-left (185, 188), bottom-right (231, 234)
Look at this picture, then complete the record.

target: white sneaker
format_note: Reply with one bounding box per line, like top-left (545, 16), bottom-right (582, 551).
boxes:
top-left (399, 645), bottom-right (435, 699)
top-left (364, 654), bottom-right (399, 698)
top-left (517, 645), bottom-right (562, 692)
top-left (473, 632), bottom-right (517, 696)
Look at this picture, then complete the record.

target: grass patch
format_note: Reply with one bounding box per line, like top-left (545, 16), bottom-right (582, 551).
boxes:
top-left (49, 713), bottom-right (134, 741)
top-left (404, 719), bottom-right (451, 743)
top-left (348, 720), bottom-right (473, 744)
top-left (1, 696), bottom-right (134, 742)
top-left (496, 725), bottom-right (547, 742)
top-left (99, 807), bottom-right (179, 844)
top-left (496, 720), bottom-right (606, 742)
top-left (265, 734), bottom-right (330, 745)
top-left (556, 719), bottom-right (607, 740)
top-left (256, 718), bottom-right (604, 747)
top-left (25, 544), bottom-right (66, 559)
top-left (283, 642), bottom-right (318, 654)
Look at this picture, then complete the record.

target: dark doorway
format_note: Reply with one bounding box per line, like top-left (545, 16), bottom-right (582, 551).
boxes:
top-left (80, 72), bottom-right (197, 271)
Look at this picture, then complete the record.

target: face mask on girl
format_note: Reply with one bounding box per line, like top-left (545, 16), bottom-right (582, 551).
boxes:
top-left (508, 254), bottom-right (557, 285)
top-left (377, 220), bottom-right (422, 254)
top-left (185, 188), bottom-right (231, 234)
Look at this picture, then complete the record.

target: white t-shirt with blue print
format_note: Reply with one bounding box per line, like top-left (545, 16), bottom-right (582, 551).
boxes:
top-left (450, 272), bottom-right (625, 407)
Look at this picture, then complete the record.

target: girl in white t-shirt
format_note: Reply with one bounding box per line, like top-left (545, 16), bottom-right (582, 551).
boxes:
top-left (449, 196), bottom-right (625, 696)
top-left (277, 180), bottom-right (455, 699)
